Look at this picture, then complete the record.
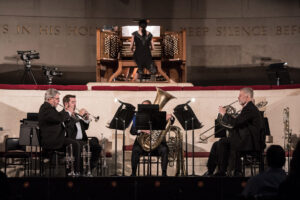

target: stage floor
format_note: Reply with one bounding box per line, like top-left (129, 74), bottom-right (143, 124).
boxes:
top-left (5, 176), bottom-right (248, 200)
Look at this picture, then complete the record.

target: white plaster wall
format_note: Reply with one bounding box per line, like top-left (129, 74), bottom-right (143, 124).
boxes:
top-left (1, 88), bottom-right (299, 151)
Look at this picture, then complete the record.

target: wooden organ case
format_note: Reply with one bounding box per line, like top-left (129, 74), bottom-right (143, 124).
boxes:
top-left (96, 27), bottom-right (186, 82)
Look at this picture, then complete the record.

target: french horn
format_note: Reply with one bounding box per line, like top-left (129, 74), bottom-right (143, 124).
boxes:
top-left (199, 100), bottom-right (268, 142)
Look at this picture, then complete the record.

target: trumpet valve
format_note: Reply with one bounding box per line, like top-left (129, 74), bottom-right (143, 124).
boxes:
top-left (94, 116), bottom-right (100, 122)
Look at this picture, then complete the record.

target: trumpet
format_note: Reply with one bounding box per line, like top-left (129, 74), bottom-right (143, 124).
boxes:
top-left (58, 104), bottom-right (100, 122)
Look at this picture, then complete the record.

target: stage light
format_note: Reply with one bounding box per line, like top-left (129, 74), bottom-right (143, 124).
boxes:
top-left (268, 62), bottom-right (288, 70)
top-left (267, 62), bottom-right (291, 86)
top-left (185, 98), bottom-right (195, 105)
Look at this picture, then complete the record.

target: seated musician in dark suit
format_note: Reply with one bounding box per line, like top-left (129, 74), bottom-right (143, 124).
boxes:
top-left (130, 100), bottom-right (174, 176)
top-left (218, 87), bottom-right (265, 176)
top-left (61, 94), bottom-right (102, 170)
top-left (38, 88), bottom-right (82, 174)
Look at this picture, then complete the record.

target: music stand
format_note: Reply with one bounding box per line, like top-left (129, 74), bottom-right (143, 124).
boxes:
top-left (136, 104), bottom-right (166, 176)
top-left (19, 114), bottom-right (39, 176)
top-left (108, 102), bottom-right (135, 176)
top-left (174, 103), bottom-right (202, 176)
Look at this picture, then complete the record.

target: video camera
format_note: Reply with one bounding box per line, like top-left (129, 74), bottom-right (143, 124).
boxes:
top-left (17, 50), bottom-right (40, 61)
top-left (42, 66), bottom-right (63, 77)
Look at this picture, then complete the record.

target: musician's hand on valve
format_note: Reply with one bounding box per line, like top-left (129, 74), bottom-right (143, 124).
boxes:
top-left (166, 114), bottom-right (173, 121)
top-left (141, 130), bottom-right (151, 134)
top-left (219, 106), bottom-right (226, 116)
top-left (79, 108), bottom-right (89, 120)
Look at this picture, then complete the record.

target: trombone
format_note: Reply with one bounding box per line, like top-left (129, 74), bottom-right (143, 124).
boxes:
top-left (58, 104), bottom-right (100, 122)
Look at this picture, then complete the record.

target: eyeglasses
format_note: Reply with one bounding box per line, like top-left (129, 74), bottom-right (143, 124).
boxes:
top-left (50, 97), bottom-right (60, 101)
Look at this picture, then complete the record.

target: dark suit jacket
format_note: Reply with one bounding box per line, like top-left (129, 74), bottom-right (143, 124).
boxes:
top-left (222, 101), bottom-right (265, 152)
top-left (60, 110), bottom-right (89, 141)
top-left (38, 102), bottom-right (70, 150)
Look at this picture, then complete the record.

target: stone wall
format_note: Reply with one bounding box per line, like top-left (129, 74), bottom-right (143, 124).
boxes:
top-left (0, 0), bottom-right (299, 82)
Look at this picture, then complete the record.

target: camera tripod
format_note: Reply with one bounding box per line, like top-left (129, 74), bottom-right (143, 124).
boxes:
top-left (21, 60), bottom-right (37, 85)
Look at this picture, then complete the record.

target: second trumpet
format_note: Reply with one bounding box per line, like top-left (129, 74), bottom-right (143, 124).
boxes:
top-left (75, 107), bottom-right (100, 122)
top-left (59, 104), bottom-right (100, 122)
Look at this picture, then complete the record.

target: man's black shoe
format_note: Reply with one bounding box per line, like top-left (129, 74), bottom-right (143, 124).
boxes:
top-left (130, 174), bottom-right (136, 177)
top-left (202, 171), bottom-right (213, 177)
top-left (234, 171), bottom-right (243, 177)
top-left (214, 171), bottom-right (226, 176)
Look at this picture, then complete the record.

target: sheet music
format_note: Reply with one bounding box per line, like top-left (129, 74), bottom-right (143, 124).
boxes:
top-left (122, 26), bottom-right (160, 37)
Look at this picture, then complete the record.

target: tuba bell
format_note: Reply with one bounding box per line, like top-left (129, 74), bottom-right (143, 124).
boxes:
top-left (137, 88), bottom-right (176, 152)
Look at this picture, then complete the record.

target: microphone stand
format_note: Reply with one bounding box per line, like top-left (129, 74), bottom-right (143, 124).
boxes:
top-left (185, 121), bottom-right (188, 176)
top-left (191, 117), bottom-right (195, 176)
top-left (148, 120), bottom-right (152, 176)
top-left (122, 119), bottom-right (125, 176)
top-left (29, 127), bottom-right (33, 176)
top-left (113, 117), bottom-right (118, 176)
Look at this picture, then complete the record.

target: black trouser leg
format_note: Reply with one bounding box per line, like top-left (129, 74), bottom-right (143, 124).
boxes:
top-left (156, 143), bottom-right (169, 174)
top-left (234, 151), bottom-right (242, 174)
top-left (89, 138), bottom-right (102, 169)
top-left (131, 141), bottom-right (143, 175)
top-left (207, 141), bottom-right (219, 174)
top-left (217, 138), bottom-right (230, 173)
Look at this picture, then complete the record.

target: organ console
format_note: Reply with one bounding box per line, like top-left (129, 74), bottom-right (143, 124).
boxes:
top-left (96, 26), bottom-right (186, 82)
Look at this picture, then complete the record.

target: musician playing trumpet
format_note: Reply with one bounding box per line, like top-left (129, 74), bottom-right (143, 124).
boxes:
top-left (204, 87), bottom-right (265, 176)
top-left (61, 94), bottom-right (102, 172)
top-left (38, 89), bottom-right (82, 174)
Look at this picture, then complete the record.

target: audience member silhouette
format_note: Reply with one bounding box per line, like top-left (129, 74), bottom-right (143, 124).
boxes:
top-left (0, 171), bottom-right (10, 200)
top-left (278, 140), bottom-right (300, 200)
top-left (242, 145), bottom-right (286, 199)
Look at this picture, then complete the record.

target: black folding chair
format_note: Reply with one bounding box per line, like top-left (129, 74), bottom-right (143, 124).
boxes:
top-left (4, 138), bottom-right (30, 176)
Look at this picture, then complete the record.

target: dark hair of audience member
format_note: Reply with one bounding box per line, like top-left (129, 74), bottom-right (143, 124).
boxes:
top-left (266, 145), bottom-right (286, 168)
top-left (289, 140), bottom-right (300, 177)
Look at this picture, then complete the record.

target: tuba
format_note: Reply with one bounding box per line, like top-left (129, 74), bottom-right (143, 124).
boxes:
top-left (137, 88), bottom-right (176, 152)
top-left (167, 125), bottom-right (185, 176)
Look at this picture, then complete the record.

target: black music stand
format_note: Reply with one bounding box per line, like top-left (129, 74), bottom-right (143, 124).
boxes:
top-left (19, 113), bottom-right (39, 176)
top-left (108, 102), bottom-right (135, 176)
top-left (136, 104), bottom-right (166, 176)
top-left (174, 103), bottom-right (202, 176)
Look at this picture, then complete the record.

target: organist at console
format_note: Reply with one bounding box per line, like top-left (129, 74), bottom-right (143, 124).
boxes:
top-left (96, 25), bottom-right (186, 82)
